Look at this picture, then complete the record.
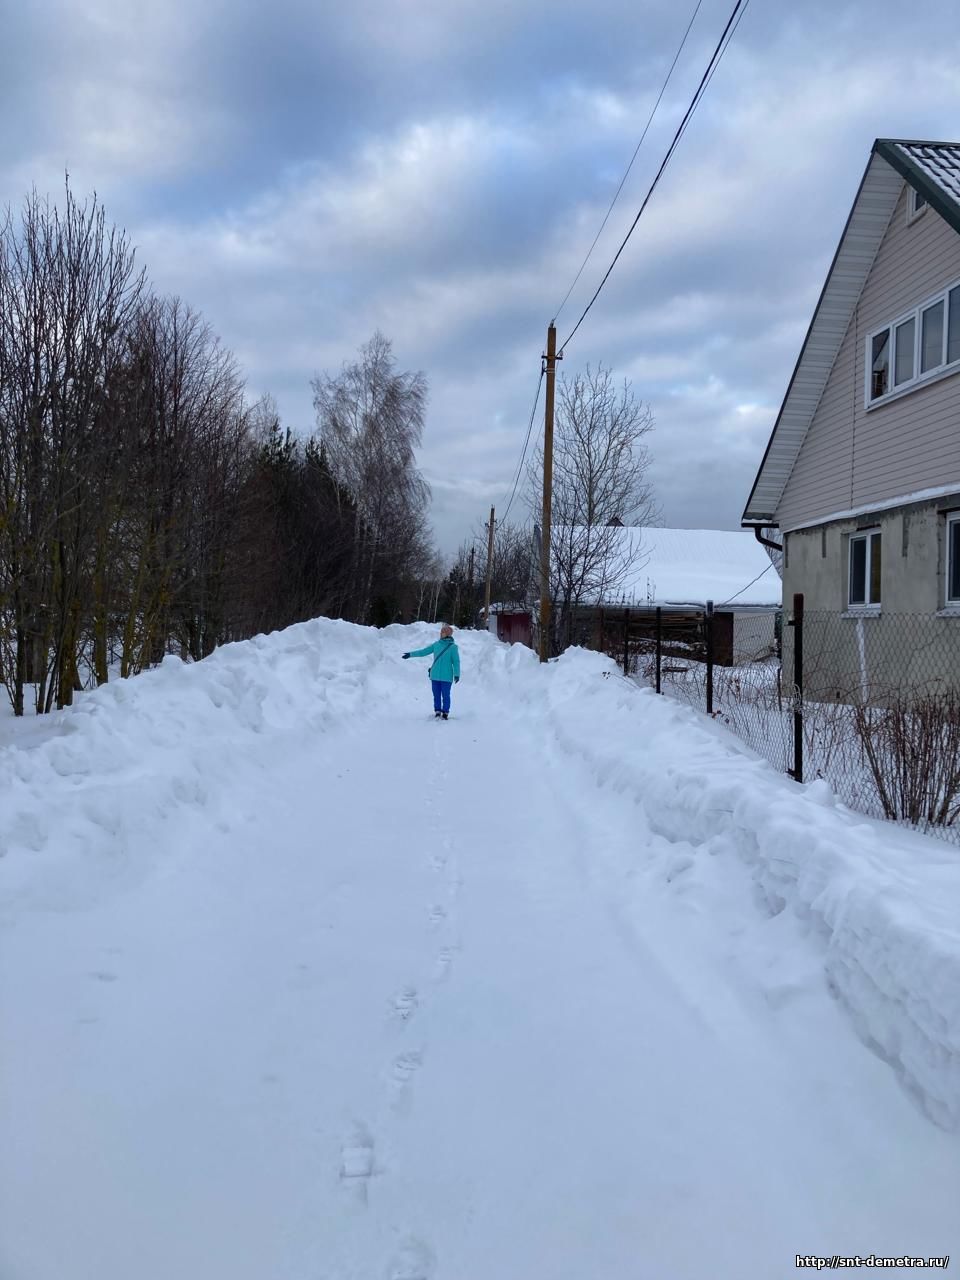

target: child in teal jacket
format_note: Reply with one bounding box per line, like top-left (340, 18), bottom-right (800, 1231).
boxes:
top-left (403, 624), bottom-right (461, 719)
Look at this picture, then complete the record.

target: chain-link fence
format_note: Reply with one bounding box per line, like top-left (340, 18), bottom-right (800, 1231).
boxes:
top-left (788, 607), bottom-right (960, 840)
top-left (568, 598), bottom-right (960, 845)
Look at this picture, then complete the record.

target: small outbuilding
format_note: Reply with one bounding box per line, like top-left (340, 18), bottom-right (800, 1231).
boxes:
top-left (486, 602), bottom-right (533, 648)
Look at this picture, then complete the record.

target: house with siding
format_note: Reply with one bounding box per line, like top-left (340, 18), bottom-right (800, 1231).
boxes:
top-left (742, 139), bottom-right (960, 698)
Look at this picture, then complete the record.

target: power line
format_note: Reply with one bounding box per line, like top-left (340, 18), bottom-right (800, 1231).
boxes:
top-left (675, 0), bottom-right (751, 151)
top-left (553, 0), bottom-right (705, 325)
top-left (501, 365), bottom-right (545, 524)
top-left (558, 0), bottom-right (752, 356)
top-left (716, 558), bottom-right (773, 608)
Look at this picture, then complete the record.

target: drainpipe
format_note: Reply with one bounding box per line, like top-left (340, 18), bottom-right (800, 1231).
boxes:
top-left (752, 525), bottom-right (783, 553)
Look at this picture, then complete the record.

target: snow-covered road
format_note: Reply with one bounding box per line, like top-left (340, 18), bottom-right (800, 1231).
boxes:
top-left (1, 621), bottom-right (958, 1279)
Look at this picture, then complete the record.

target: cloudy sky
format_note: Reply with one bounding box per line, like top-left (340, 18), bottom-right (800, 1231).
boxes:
top-left (3, 0), bottom-right (959, 553)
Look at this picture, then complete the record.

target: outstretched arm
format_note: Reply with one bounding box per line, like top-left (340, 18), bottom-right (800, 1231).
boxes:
top-left (405, 643), bottom-right (438, 659)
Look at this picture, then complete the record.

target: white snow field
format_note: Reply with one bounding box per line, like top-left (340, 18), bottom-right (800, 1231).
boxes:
top-left (1, 619), bottom-right (958, 1280)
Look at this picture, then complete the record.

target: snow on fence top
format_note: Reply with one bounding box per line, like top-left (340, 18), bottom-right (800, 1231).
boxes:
top-left (593, 526), bottom-right (782, 609)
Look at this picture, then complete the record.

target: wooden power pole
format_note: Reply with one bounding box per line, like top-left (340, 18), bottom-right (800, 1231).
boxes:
top-left (539, 323), bottom-right (559, 662)
top-left (482, 507), bottom-right (495, 629)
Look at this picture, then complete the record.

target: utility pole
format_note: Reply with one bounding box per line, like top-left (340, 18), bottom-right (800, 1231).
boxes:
top-left (539, 323), bottom-right (559, 662)
top-left (482, 506), bottom-right (495, 630)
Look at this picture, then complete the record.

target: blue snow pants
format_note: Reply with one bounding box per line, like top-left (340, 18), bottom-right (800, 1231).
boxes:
top-left (431, 679), bottom-right (452, 714)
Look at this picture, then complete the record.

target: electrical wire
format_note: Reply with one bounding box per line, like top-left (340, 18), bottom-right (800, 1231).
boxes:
top-left (558, 0), bottom-right (752, 356)
top-left (715, 558), bottom-right (774, 608)
top-left (553, 0), bottom-right (705, 325)
top-left (674, 0), bottom-right (751, 151)
top-left (501, 365), bottom-right (545, 524)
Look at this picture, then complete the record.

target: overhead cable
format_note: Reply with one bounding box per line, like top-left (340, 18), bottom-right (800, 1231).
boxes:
top-left (501, 365), bottom-right (545, 523)
top-left (558, 0), bottom-right (752, 356)
top-left (715, 558), bottom-right (773, 608)
top-left (553, 0), bottom-right (705, 325)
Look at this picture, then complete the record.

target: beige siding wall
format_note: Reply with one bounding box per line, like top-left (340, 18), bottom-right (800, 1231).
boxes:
top-left (778, 184), bottom-right (960, 531)
top-left (781, 498), bottom-right (960, 701)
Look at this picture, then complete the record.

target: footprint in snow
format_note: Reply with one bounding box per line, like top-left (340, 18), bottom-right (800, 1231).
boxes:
top-left (386, 1237), bottom-right (436, 1280)
top-left (434, 947), bottom-right (456, 981)
top-left (340, 1123), bottom-right (376, 1203)
top-left (392, 986), bottom-right (418, 1021)
top-left (89, 971), bottom-right (118, 983)
top-left (428, 905), bottom-right (446, 927)
top-left (390, 1050), bottom-right (422, 1085)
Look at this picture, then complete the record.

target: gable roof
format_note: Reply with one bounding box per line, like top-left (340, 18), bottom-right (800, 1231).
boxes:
top-left (742, 139), bottom-right (960, 526)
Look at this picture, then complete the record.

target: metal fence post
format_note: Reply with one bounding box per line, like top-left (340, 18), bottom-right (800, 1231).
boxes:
top-left (655, 606), bottom-right (662, 694)
top-left (792, 592), bottom-right (804, 784)
top-left (705, 600), bottom-right (714, 714)
top-left (623, 607), bottom-right (630, 676)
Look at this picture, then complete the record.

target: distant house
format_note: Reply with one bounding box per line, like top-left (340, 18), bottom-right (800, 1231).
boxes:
top-left (564, 526), bottom-right (781, 666)
top-left (742, 139), bottom-right (960, 694)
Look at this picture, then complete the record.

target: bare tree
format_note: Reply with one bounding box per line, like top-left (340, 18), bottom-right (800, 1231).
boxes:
top-left (529, 364), bottom-right (658, 649)
top-left (312, 332), bottom-right (431, 624)
top-left (0, 183), bottom-right (144, 711)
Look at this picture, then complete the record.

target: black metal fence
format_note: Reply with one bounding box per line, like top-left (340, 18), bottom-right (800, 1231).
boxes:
top-left (594, 594), bottom-right (960, 845)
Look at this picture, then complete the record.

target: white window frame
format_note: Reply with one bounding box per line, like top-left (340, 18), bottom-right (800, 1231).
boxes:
top-left (848, 530), bottom-right (881, 609)
top-left (865, 275), bottom-right (960, 406)
top-left (907, 186), bottom-right (928, 224)
top-left (947, 512), bottom-right (960, 607)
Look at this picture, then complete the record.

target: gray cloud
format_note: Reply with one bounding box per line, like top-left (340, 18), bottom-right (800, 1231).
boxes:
top-left (3, 0), bottom-right (960, 555)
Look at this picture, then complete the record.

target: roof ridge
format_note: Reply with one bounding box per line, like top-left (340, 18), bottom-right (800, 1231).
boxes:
top-left (878, 137), bottom-right (960, 149)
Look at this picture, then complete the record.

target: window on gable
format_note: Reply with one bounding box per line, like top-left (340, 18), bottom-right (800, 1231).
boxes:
top-left (871, 329), bottom-right (890, 400)
top-left (909, 187), bottom-right (927, 221)
top-left (868, 277), bottom-right (960, 403)
top-left (949, 286), bottom-right (960, 364)
top-left (849, 530), bottom-right (881, 607)
top-left (948, 513), bottom-right (960, 606)
top-left (921, 300), bottom-right (945, 373)
top-left (894, 317), bottom-right (916, 384)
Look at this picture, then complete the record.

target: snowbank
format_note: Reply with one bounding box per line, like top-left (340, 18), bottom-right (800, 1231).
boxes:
top-left (2, 619), bottom-right (958, 1132)
top-left (523, 646), bottom-right (960, 1130)
top-left (0, 619), bottom-right (382, 914)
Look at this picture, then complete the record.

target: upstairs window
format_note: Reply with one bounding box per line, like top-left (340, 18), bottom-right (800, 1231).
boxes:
top-left (908, 187), bottom-right (928, 222)
top-left (894, 316), bottom-right (915, 385)
top-left (949, 286), bottom-right (960, 364)
top-left (849, 530), bottom-right (881, 608)
top-left (871, 329), bottom-right (890, 399)
top-left (867, 277), bottom-right (960, 404)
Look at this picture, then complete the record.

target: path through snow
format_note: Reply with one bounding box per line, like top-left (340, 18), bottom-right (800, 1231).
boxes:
top-left (1, 621), bottom-right (958, 1279)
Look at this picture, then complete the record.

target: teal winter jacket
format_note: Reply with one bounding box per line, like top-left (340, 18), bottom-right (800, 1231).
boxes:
top-left (407, 638), bottom-right (461, 683)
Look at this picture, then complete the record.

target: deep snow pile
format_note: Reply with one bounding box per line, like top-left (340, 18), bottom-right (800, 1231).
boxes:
top-left (0, 619), bottom-right (381, 913)
top-left (486, 643), bottom-right (960, 1131)
top-left (1, 620), bottom-right (959, 1129)
top-left (1, 618), bottom-right (959, 1280)
top-left (3, 619), bottom-right (957, 1129)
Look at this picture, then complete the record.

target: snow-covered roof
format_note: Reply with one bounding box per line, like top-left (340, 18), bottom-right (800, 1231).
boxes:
top-left (743, 138), bottom-right (960, 526)
top-left (590, 526), bottom-right (781, 608)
